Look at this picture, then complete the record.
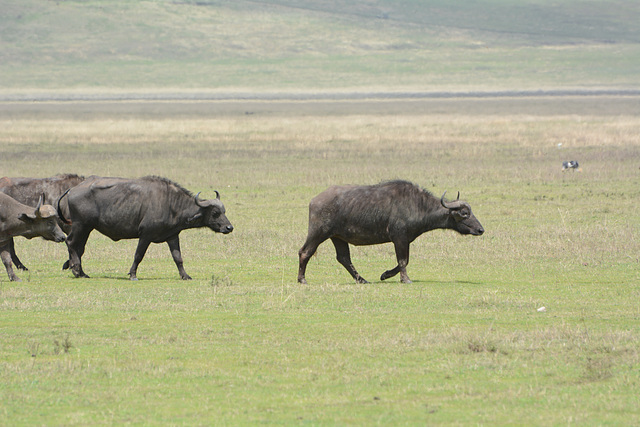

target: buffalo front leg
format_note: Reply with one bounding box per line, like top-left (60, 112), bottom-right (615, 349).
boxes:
top-left (9, 239), bottom-right (28, 271)
top-left (167, 237), bottom-right (191, 280)
top-left (66, 227), bottom-right (92, 278)
top-left (331, 237), bottom-right (369, 284)
top-left (129, 239), bottom-right (151, 281)
top-left (1, 245), bottom-right (20, 281)
top-left (380, 240), bottom-right (412, 283)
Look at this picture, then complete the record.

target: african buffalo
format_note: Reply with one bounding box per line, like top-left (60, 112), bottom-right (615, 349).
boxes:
top-left (58, 176), bottom-right (233, 280)
top-left (297, 180), bottom-right (484, 284)
top-left (0, 174), bottom-right (85, 270)
top-left (0, 193), bottom-right (67, 281)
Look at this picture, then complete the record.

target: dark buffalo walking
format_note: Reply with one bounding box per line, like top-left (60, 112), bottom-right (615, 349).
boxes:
top-left (1, 193), bottom-right (67, 281)
top-left (0, 174), bottom-right (84, 271)
top-left (58, 176), bottom-right (233, 280)
top-left (297, 180), bottom-right (484, 284)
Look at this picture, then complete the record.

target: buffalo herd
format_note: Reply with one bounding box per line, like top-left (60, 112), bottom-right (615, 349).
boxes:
top-left (1, 174), bottom-right (483, 283)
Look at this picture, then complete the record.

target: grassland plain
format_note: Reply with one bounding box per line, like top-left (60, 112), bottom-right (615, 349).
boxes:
top-left (2, 0), bottom-right (640, 423)
top-left (1, 98), bottom-right (639, 424)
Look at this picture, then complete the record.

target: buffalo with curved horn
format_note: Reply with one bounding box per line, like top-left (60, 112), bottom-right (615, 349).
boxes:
top-left (59, 176), bottom-right (233, 280)
top-left (298, 180), bottom-right (484, 284)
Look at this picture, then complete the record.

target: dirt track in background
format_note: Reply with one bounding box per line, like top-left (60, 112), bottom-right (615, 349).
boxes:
top-left (1, 92), bottom-right (639, 119)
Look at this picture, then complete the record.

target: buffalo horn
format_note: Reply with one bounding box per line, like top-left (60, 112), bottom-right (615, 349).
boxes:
top-left (440, 191), bottom-right (460, 209)
top-left (195, 192), bottom-right (212, 208)
top-left (56, 188), bottom-right (72, 225)
top-left (195, 192), bottom-right (204, 206)
top-left (195, 191), bottom-right (220, 207)
top-left (34, 194), bottom-right (44, 217)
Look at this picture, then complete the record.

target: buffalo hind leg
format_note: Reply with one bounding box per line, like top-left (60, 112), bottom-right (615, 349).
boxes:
top-left (297, 235), bottom-right (327, 284)
top-left (129, 238), bottom-right (151, 281)
top-left (1, 245), bottom-right (21, 281)
top-left (331, 237), bottom-right (369, 284)
top-left (167, 237), bottom-right (191, 280)
top-left (66, 226), bottom-right (92, 278)
top-left (380, 240), bottom-right (412, 283)
top-left (9, 239), bottom-right (28, 271)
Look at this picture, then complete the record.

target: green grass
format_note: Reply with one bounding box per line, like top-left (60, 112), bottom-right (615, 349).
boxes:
top-left (1, 107), bottom-right (639, 424)
top-left (1, 0), bottom-right (640, 91)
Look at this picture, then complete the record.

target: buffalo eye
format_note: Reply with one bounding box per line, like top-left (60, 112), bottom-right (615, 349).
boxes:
top-left (452, 209), bottom-right (470, 221)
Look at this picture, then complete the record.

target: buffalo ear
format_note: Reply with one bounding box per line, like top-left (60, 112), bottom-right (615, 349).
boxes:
top-left (187, 213), bottom-right (203, 224)
top-left (18, 213), bottom-right (36, 223)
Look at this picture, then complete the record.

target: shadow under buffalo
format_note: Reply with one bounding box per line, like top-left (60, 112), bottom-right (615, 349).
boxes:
top-left (328, 279), bottom-right (484, 286)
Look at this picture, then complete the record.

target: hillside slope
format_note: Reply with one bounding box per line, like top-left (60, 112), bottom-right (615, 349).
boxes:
top-left (1, 0), bottom-right (639, 91)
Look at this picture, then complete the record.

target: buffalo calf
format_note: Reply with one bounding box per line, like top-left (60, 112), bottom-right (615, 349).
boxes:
top-left (297, 180), bottom-right (484, 284)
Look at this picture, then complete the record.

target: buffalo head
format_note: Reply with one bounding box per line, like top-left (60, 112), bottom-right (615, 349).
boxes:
top-left (193, 192), bottom-right (234, 234)
top-left (441, 191), bottom-right (484, 236)
top-left (19, 194), bottom-right (67, 242)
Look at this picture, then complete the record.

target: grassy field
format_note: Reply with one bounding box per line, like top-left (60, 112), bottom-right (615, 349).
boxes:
top-left (1, 98), bottom-right (639, 424)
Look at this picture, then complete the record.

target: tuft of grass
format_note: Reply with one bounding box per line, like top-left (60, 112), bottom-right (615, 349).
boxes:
top-left (583, 356), bottom-right (614, 382)
top-left (210, 273), bottom-right (235, 288)
top-left (53, 335), bottom-right (73, 355)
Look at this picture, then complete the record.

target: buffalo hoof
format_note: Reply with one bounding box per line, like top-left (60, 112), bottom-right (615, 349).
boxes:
top-left (62, 260), bottom-right (70, 270)
top-left (181, 275), bottom-right (193, 280)
top-left (298, 278), bottom-right (308, 285)
top-left (356, 277), bottom-right (369, 284)
top-left (72, 271), bottom-right (90, 278)
top-left (17, 265), bottom-right (28, 271)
